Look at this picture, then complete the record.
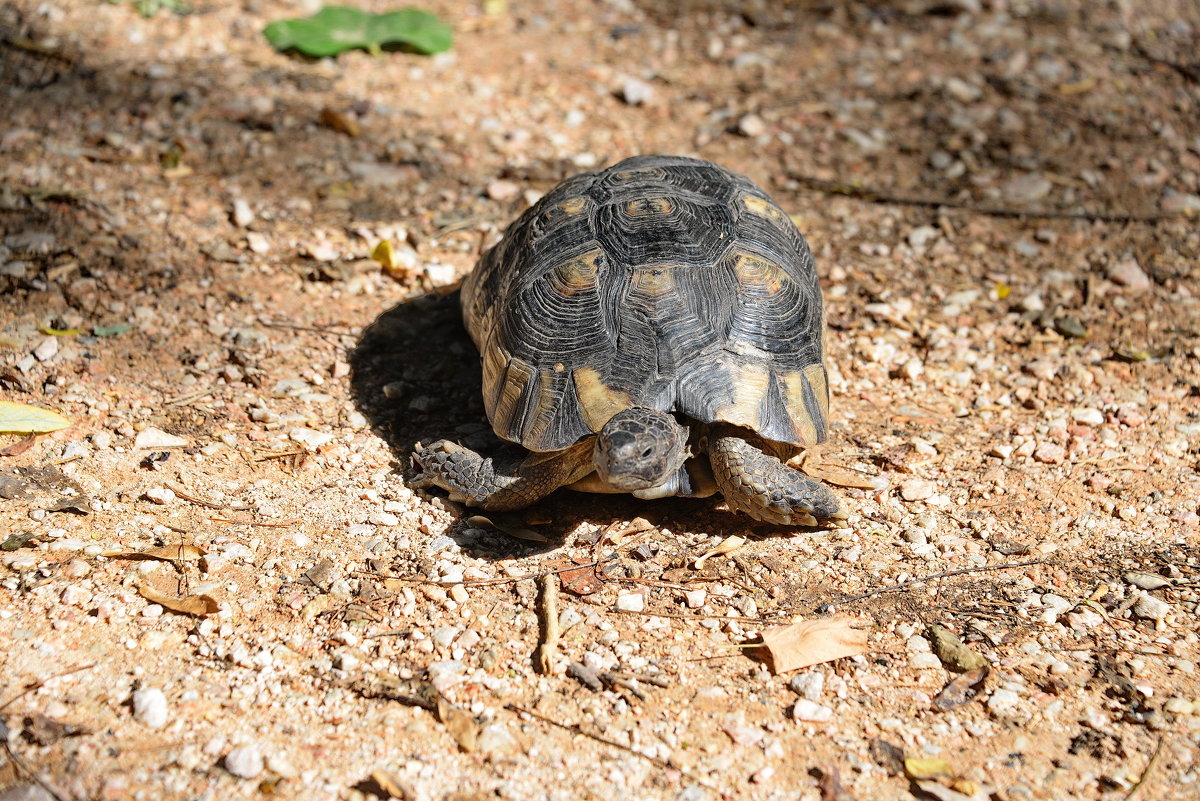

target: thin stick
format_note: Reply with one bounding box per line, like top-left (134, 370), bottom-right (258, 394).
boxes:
top-left (165, 483), bottom-right (227, 510)
top-left (206, 516), bottom-right (299, 527)
top-left (533, 573), bottom-right (560, 675)
top-left (788, 173), bottom-right (1181, 224)
top-left (1, 741), bottom-right (67, 801)
top-left (814, 559), bottom-right (1058, 613)
top-left (371, 556), bottom-right (616, 588)
top-left (505, 703), bottom-right (722, 795)
top-left (1124, 736), bottom-right (1166, 801)
top-left (0, 662), bottom-right (97, 713)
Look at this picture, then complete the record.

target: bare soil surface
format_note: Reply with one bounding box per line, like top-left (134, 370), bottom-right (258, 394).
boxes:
top-left (2, 1), bottom-right (1199, 799)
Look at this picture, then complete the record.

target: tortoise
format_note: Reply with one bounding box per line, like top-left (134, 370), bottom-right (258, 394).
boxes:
top-left (412, 155), bottom-right (842, 525)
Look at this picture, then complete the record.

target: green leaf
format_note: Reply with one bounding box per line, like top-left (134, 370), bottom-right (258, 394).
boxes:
top-left (264, 6), bottom-right (453, 58)
top-left (0, 401), bottom-right (72, 434)
top-left (93, 323), bottom-right (132, 338)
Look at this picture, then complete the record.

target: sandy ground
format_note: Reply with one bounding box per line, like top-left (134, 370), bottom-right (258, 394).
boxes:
top-left (1, 0), bottom-right (1199, 799)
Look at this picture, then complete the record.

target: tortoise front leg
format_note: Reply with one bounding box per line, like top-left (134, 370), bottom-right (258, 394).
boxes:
top-left (707, 431), bottom-right (842, 525)
top-left (411, 439), bottom-right (593, 511)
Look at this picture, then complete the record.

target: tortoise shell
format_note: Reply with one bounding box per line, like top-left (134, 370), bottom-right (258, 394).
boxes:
top-left (462, 155), bottom-right (829, 453)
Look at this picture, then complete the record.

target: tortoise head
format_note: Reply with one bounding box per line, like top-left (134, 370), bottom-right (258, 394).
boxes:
top-left (593, 408), bottom-right (688, 492)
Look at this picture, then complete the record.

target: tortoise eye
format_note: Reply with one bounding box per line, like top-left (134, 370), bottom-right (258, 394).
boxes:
top-left (641, 447), bottom-right (654, 459)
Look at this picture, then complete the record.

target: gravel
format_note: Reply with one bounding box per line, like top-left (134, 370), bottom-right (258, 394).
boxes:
top-left (131, 688), bottom-right (168, 729)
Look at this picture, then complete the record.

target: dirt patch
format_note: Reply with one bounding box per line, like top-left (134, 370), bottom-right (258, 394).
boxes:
top-left (2, 0), bottom-right (1199, 799)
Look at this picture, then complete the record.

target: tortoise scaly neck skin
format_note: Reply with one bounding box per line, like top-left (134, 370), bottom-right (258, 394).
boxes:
top-left (592, 407), bottom-right (689, 492)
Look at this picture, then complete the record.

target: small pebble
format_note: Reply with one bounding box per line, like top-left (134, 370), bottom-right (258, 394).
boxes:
top-left (616, 592), bottom-right (644, 612)
top-left (289, 428), bottom-right (334, 450)
top-left (618, 76), bottom-right (654, 105)
top-left (1131, 593), bottom-right (1170, 621)
top-left (32, 336), bottom-right (59, 362)
top-left (791, 699), bottom-right (833, 722)
top-left (486, 180), bottom-right (520, 201)
top-left (900, 478), bottom-right (936, 502)
top-left (1033, 443), bottom-right (1066, 464)
top-left (132, 687), bottom-right (168, 729)
top-left (134, 428), bottom-right (189, 449)
top-left (789, 672), bottom-right (824, 701)
top-left (1108, 257), bottom-right (1151, 293)
top-left (143, 487), bottom-right (175, 505)
top-left (1071, 408), bottom-right (1105, 426)
top-left (987, 688), bottom-right (1021, 715)
top-left (736, 113), bottom-right (766, 137)
top-left (231, 199), bottom-right (254, 228)
top-left (223, 744), bottom-right (265, 779)
top-left (684, 589), bottom-right (706, 609)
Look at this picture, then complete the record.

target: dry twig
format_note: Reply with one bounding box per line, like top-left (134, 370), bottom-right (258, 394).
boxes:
top-left (815, 559), bottom-right (1058, 613)
top-left (533, 573), bottom-right (560, 674)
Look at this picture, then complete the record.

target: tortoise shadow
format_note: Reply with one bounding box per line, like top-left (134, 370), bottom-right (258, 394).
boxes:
top-left (347, 290), bottom-right (814, 558)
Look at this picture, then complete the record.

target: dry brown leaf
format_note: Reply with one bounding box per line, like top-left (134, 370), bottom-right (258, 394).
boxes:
top-left (137, 584), bottom-right (218, 616)
top-left (466, 514), bottom-right (551, 543)
top-left (799, 455), bottom-right (889, 491)
top-left (757, 617), bottom-right (870, 674)
top-left (368, 769), bottom-right (416, 800)
top-left (436, 696), bottom-right (479, 752)
top-left (693, 534), bottom-right (746, 569)
top-left (932, 667), bottom-right (989, 711)
top-left (549, 558), bottom-right (601, 596)
top-left (103, 544), bottom-right (204, 562)
top-left (319, 106), bottom-right (360, 137)
top-left (300, 594), bottom-right (338, 622)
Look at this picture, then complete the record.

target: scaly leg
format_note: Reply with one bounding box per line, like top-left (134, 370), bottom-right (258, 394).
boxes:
top-left (708, 433), bottom-right (842, 525)
top-left (411, 439), bottom-right (593, 511)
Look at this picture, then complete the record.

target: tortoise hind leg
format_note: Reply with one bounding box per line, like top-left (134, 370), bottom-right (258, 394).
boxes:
top-left (411, 439), bottom-right (593, 511)
top-left (708, 431), bottom-right (842, 525)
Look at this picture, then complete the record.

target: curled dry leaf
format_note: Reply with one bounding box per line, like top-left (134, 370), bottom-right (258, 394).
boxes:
top-left (103, 544), bottom-right (205, 562)
top-left (466, 514), bottom-right (551, 543)
top-left (549, 558), bottom-right (602, 596)
top-left (798, 454), bottom-right (889, 491)
top-left (436, 696), bottom-right (479, 753)
top-left (137, 584), bottom-right (218, 617)
top-left (368, 770), bottom-right (416, 800)
top-left (756, 616), bottom-right (870, 674)
top-left (933, 667), bottom-right (989, 711)
top-left (904, 758), bottom-right (950, 780)
top-left (693, 534), bottom-right (746, 569)
top-left (300, 594), bottom-right (338, 622)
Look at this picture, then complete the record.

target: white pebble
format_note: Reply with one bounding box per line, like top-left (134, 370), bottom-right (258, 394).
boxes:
top-left (33, 336), bottom-right (59, 362)
top-left (223, 744), bottom-right (264, 779)
top-left (132, 687), bottom-right (169, 729)
top-left (684, 589), bottom-right (706, 609)
top-left (134, 427), bottom-right (189, 449)
top-left (369, 511), bottom-right (399, 527)
top-left (144, 487), bottom-right (175, 505)
top-left (1131, 592), bottom-right (1170, 621)
top-left (231, 199), bottom-right (254, 228)
top-left (789, 672), bottom-right (824, 701)
top-left (791, 699), bottom-right (833, 722)
top-left (289, 428), bottom-right (334, 450)
top-left (987, 688), bottom-right (1021, 715)
top-left (1071, 408), bottom-right (1105, 426)
top-left (616, 592), bottom-right (644, 613)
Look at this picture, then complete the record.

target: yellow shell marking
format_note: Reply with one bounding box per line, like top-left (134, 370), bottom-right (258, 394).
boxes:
top-left (742, 194), bottom-right (789, 226)
top-left (493, 356), bottom-right (536, 430)
top-left (731, 252), bottom-right (786, 295)
top-left (717, 361), bottom-right (772, 430)
top-left (559, 196), bottom-right (588, 214)
top-left (573, 366), bottom-right (634, 432)
top-left (481, 341), bottom-right (509, 415)
top-left (550, 250), bottom-right (602, 296)
top-left (782, 369), bottom-right (822, 446)
top-left (625, 196), bottom-right (674, 216)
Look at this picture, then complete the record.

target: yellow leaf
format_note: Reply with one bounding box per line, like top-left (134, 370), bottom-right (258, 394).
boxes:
top-left (38, 326), bottom-right (83, 336)
top-left (693, 534), bottom-right (746, 568)
top-left (0, 401), bottom-right (71, 434)
top-left (904, 758), bottom-right (950, 780)
top-left (371, 239), bottom-right (399, 270)
top-left (102, 544), bottom-right (205, 562)
top-left (137, 584), bottom-right (219, 617)
top-left (995, 282), bottom-right (1011, 300)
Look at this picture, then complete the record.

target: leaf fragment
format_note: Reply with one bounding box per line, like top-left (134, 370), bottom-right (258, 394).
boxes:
top-left (103, 544), bottom-right (204, 562)
top-left (93, 323), bottom-right (132, 338)
top-left (466, 514), bottom-right (550, 543)
top-left (367, 770), bottom-right (416, 800)
top-left (756, 617), bottom-right (870, 674)
top-left (799, 456), bottom-right (888, 490)
top-left (932, 666), bottom-right (989, 711)
top-left (693, 534), bottom-right (746, 568)
top-left (319, 106), bottom-right (360, 137)
top-left (38, 325), bottom-right (82, 336)
top-left (435, 696), bottom-right (479, 752)
top-left (137, 584), bottom-right (219, 616)
top-left (263, 6), bottom-right (453, 58)
top-left (0, 401), bottom-right (71, 434)
top-left (904, 758), bottom-right (950, 780)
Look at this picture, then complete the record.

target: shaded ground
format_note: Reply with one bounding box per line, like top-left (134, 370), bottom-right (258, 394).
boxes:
top-left (1, 0), bottom-right (1199, 799)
